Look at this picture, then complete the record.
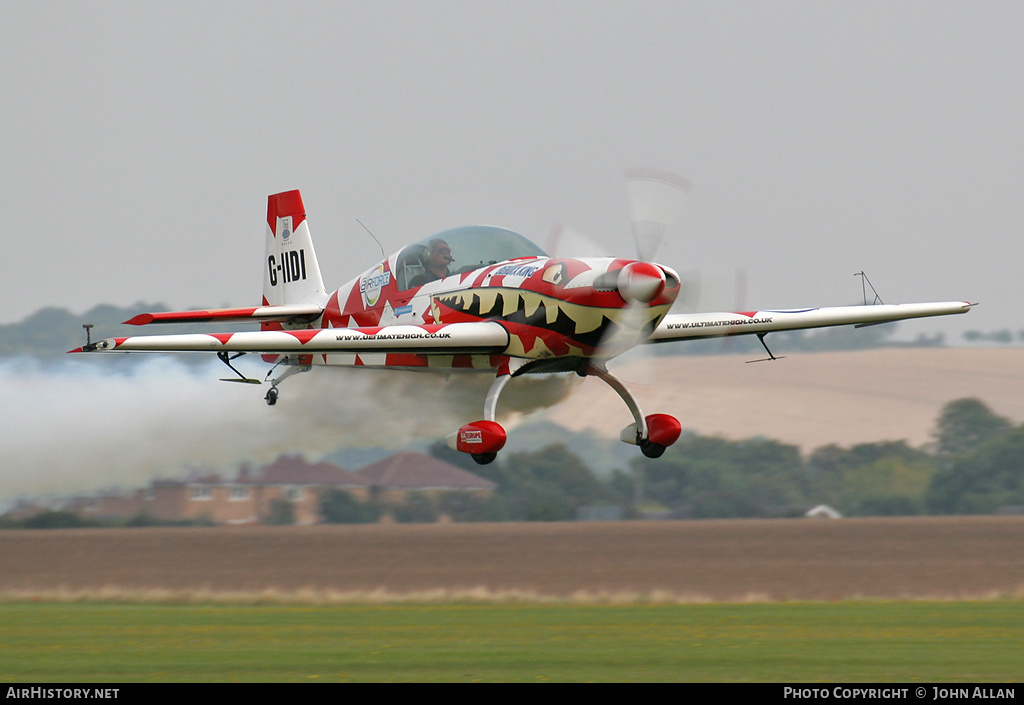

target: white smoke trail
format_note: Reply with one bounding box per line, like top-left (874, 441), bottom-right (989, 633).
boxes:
top-left (0, 357), bottom-right (578, 507)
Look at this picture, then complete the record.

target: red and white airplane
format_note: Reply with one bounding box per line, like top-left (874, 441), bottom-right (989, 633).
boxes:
top-left (73, 179), bottom-right (971, 464)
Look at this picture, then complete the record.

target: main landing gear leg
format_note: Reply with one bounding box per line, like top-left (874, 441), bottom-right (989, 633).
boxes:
top-left (581, 362), bottom-right (682, 459)
top-left (447, 360), bottom-right (526, 465)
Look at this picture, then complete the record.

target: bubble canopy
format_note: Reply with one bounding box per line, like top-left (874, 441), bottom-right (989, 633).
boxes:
top-left (395, 225), bottom-right (548, 290)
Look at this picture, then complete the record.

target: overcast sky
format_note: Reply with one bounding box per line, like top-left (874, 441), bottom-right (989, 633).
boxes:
top-left (3, 1), bottom-right (1022, 341)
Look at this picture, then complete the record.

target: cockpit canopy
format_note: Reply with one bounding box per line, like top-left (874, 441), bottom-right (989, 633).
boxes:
top-left (395, 225), bottom-right (548, 291)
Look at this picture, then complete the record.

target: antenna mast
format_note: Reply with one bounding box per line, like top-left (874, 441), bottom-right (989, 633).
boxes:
top-left (357, 219), bottom-right (386, 261)
top-left (854, 271), bottom-right (884, 305)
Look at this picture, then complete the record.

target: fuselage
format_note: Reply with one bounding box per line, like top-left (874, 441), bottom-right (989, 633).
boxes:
top-left (307, 226), bottom-right (680, 372)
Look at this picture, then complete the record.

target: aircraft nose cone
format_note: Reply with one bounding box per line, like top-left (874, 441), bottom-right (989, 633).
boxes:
top-left (617, 262), bottom-right (666, 303)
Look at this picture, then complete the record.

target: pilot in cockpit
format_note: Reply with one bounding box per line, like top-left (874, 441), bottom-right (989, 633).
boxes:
top-left (408, 239), bottom-right (454, 287)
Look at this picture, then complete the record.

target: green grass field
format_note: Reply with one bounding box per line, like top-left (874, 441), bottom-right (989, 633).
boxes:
top-left (2, 600), bottom-right (1022, 682)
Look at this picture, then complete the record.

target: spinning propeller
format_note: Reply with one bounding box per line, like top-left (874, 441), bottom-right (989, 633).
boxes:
top-left (623, 167), bottom-right (690, 263)
top-left (592, 168), bottom-right (691, 360)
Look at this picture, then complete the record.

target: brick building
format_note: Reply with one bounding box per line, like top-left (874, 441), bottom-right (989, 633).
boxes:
top-left (59, 451), bottom-right (495, 525)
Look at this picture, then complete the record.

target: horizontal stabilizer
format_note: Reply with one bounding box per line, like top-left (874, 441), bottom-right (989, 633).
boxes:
top-left (123, 303), bottom-right (324, 326)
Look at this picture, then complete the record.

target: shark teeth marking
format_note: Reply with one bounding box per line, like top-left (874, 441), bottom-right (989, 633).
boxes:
top-left (467, 290), bottom-right (495, 317)
top-left (522, 293), bottom-right (540, 319)
top-left (434, 288), bottom-right (669, 351)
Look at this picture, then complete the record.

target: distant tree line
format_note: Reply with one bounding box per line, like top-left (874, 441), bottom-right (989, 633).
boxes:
top-left (377, 398), bottom-right (1022, 521)
top-left (961, 329), bottom-right (1024, 345)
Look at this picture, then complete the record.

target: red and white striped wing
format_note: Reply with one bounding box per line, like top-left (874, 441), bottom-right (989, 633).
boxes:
top-left (74, 322), bottom-right (510, 356)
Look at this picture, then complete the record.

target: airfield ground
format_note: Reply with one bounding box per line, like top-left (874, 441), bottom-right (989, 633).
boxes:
top-left (2, 517), bottom-right (1023, 603)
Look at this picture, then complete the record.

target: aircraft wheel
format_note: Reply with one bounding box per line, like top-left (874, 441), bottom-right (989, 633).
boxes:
top-left (639, 440), bottom-right (665, 459)
top-left (472, 452), bottom-right (497, 465)
top-left (265, 387), bottom-right (279, 406)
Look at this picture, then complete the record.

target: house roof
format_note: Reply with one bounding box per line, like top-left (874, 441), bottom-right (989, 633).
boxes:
top-left (146, 453), bottom-right (494, 492)
top-left (351, 451), bottom-right (497, 491)
top-left (159, 473), bottom-right (224, 487)
top-left (251, 454), bottom-right (365, 487)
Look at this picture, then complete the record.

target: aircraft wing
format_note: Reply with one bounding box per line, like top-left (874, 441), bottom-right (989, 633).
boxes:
top-left (71, 321), bottom-right (510, 356)
top-left (648, 301), bottom-right (972, 343)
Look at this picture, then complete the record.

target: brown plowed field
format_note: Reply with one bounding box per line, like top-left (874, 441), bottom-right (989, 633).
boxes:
top-left (547, 348), bottom-right (1024, 452)
top-left (3, 517), bottom-right (1023, 602)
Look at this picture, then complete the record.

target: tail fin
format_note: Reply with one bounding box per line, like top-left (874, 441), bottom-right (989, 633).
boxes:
top-left (263, 190), bottom-right (327, 308)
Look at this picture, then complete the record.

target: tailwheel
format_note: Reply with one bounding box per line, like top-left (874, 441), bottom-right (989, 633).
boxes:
top-left (262, 359), bottom-right (311, 407)
top-left (472, 452), bottom-right (498, 465)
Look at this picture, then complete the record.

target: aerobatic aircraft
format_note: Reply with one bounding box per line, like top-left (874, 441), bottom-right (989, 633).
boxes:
top-left (72, 174), bottom-right (972, 464)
